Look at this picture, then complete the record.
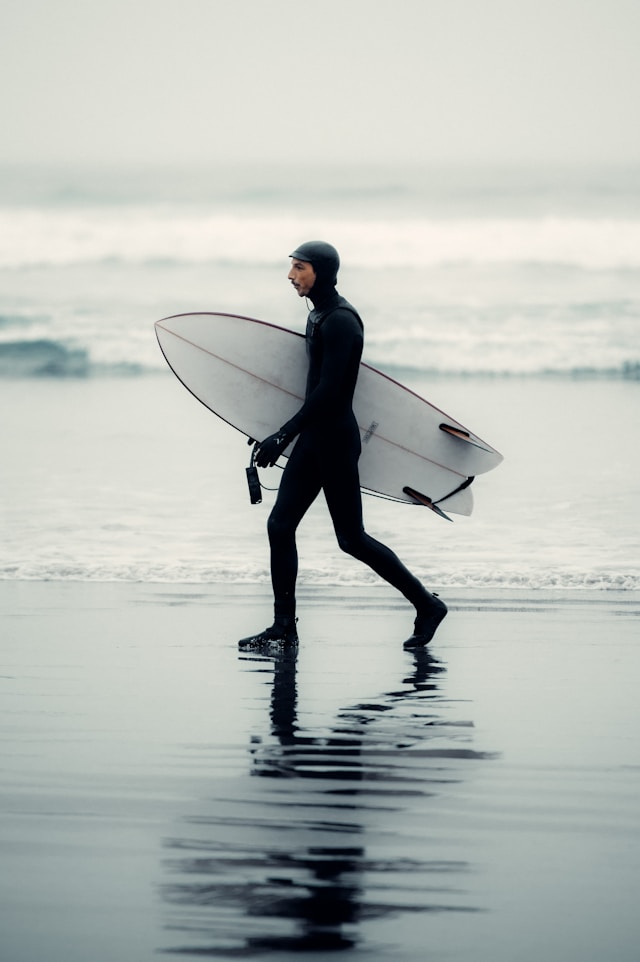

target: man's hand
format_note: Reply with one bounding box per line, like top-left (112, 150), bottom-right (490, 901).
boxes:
top-left (255, 429), bottom-right (290, 468)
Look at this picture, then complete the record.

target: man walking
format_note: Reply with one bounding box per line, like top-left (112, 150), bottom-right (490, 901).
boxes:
top-left (239, 241), bottom-right (447, 651)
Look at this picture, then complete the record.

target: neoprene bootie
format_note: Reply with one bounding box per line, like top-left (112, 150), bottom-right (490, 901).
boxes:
top-left (403, 594), bottom-right (447, 648)
top-left (238, 618), bottom-right (299, 651)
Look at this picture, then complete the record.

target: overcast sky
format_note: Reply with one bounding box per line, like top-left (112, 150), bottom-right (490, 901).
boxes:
top-left (2, 0), bottom-right (639, 167)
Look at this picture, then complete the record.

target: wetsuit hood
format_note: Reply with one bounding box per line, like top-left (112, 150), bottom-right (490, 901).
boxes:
top-left (289, 240), bottom-right (340, 304)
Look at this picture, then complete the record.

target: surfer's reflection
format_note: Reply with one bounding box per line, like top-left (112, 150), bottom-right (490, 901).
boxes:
top-left (160, 643), bottom-right (493, 956)
top-left (239, 646), bottom-right (447, 950)
top-left (242, 648), bottom-right (366, 951)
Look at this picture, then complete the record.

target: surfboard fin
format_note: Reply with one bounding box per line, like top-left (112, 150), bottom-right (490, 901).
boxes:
top-left (439, 423), bottom-right (494, 453)
top-left (403, 486), bottom-right (453, 521)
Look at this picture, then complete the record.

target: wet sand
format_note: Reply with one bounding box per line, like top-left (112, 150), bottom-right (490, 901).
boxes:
top-left (1, 583), bottom-right (639, 961)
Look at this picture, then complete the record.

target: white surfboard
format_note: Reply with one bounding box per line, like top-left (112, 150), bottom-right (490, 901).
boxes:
top-left (155, 312), bottom-right (503, 518)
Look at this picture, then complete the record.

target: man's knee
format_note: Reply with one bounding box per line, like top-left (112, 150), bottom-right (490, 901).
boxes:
top-left (267, 510), bottom-right (292, 545)
top-left (336, 529), bottom-right (365, 558)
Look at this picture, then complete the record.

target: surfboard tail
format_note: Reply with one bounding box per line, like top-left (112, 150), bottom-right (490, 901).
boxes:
top-left (436, 484), bottom-right (474, 516)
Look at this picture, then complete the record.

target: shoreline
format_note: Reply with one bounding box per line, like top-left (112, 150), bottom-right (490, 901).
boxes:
top-left (3, 579), bottom-right (639, 602)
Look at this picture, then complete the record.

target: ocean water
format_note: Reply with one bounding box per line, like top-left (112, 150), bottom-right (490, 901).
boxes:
top-left (1, 164), bottom-right (639, 590)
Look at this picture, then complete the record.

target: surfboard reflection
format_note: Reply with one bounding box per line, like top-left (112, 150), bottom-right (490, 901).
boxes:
top-left (160, 647), bottom-right (493, 956)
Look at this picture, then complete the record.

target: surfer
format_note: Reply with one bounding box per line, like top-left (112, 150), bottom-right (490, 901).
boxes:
top-left (238, 241), bottom-right (447, 651)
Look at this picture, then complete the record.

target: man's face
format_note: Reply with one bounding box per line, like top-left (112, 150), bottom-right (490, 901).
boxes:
top-left (288, 258), bottom-right (316, 297)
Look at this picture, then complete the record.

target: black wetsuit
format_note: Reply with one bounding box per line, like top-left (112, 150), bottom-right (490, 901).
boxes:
top-left (267, 288), bottom-right (430, 622)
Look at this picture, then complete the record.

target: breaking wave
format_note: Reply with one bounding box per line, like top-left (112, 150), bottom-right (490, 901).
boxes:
top-left (3, 207), bottom-right (640, 271)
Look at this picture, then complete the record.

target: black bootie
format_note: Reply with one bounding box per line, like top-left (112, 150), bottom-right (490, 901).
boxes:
top-left (238, 617), bottom-right (299, 651)
top-left (403, 594), bottom-right (447, 648)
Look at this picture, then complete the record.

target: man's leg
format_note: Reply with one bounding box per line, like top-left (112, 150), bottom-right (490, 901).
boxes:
top-left (323, 457), bottom-right (447, 645)
top-left (239, 440), bottom-right (321, 649)
top-left (267, 440), bottom-right (322, 621)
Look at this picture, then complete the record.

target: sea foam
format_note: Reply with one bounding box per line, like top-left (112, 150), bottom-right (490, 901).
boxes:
top-left (2, 207), bottom-right (640, 271)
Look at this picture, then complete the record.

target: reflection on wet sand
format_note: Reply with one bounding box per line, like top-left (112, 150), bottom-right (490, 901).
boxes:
top-left (160, 648), bottom-right (496, 956)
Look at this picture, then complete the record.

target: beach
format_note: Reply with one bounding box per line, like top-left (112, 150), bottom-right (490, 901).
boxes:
top-left (1, 162), bottom-right (639, 959)
top-left (1, 581), bottom-right (639, 961)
